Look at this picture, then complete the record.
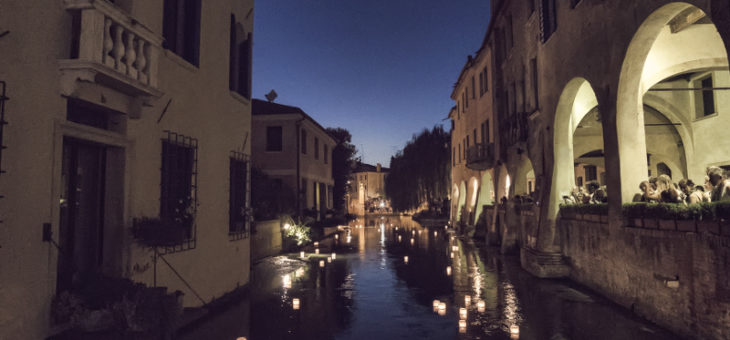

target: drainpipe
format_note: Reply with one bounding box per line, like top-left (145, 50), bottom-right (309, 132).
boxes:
top-left (295, 117), bottom-right (305, 217)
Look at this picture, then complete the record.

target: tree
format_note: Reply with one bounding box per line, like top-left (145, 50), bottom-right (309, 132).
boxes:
top-left (385, 125), bottom-right (450, 212)
top-left (326, 127), bottom-right (359, 213)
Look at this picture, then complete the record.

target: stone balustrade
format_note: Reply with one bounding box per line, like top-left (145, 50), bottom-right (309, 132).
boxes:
top-left (62, 0), bottom-right (163, 97)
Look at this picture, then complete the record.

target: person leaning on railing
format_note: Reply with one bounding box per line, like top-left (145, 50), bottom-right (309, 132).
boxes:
top-left (707, 166), bottom-right (730, 202)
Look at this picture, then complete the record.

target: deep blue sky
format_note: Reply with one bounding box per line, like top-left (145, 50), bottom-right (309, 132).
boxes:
top-left (253, 0), bottom-right (491, 166)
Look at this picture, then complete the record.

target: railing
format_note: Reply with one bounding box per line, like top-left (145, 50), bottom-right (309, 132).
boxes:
top-left (63, 0), bottom-right (162, 94)
top-left (499, 111), bottom-right (529, 147)
top-left (466, 143), bottom-right (495, 170)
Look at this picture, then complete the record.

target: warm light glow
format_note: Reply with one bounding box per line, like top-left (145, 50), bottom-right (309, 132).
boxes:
top-left (459, 319), bottom-right (467, 330)
top-left (398, 235), bottom-right (402, 242)
top-left (314, 241), bottom-right (319, 247)
top-left (434, 231), bottom-right (438, 237)
top-left (464, 295), bottom-right (471, 306)
top-left (237, 337), bottom-right (247, 340)
top-left (438, 302), bottom-right (446, 311)
top-left (450, 252), bottom-right (454, 259)
top-left (459, 308), bottom-right (467, 320)
top-left (315, 248), bottom-right (320, 254)
top-left (433, 299), bottom-right (440, 308)
top-left (395, 226), bottom-right (399, 231)
top-left (404, 256), bottom-right (409, 264)
top-left (283, 223), bottom-right (291, 230)
top-left (412, 230), bottom-right (415, 235)
top-left (510, 324), bottom-right (520, 335)
top-left (477, 300), bottom-right (485, 313)
top-left (452, 245), bottom-right (459, 252)
top-left (283, 274), bottom-right (292, 289)
top-left (319, 260), bottom-right (325, 267)
top-left (346, 235), bottom-right (352, 243)
top-left (332, 253), bottom-right (336, 260)
top-left (295, 268), bottom-right (304, 277)
top-left (446, 266), bottom-right (452, 276)
top-left (292, 298), bottom-right (300, 310)
top-left (327, 256), bottom-right (332, 263)
top-left (300, 251), bottom-right (305, 258)
top-left (505, 175), bottom-right (511, 198)
top-left (335, 234), bottom-right (339, 240)
top-left (444, 225), bottom-right (447, 230)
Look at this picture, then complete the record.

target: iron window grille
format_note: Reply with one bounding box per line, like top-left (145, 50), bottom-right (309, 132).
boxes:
top-left (229, 151), bottom-right (250, 241)
top-left (159, 131), bottom-right (198, 254)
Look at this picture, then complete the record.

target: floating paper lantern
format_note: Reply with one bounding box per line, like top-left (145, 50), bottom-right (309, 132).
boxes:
top-left (459, 308), bottom-right (467, 320)
top-left (319, 260), bottom-right (325, 267)
top-left (327, 256), bottom-right (332, 263)
top-left (450, 252), bottom-right (454, 259)
top-left (292, 298), bottom-right (300, 310)
top-left (452, 245), bottom-right (459, 252)
top-left (315, 248), bottom-right (320, 254)
top-left (412, 230), bottom-right (416, 235)
top-left (438, 309), bottom-right (446, 316)
top-left (477, 300), bottom-right (485, 313)
top-left (433, 299), bottom-right (440, 308)
top-left (434, 231), bottom-right (438, 237)
top-left (446, 266), bottom-right (452, 276)
top-left (335, 234), bottom-right (339, 240)
top-left (410, 238), bottom-right (415, 245)
top-left (300, 251), bottom-right (305, 258)
top-left (510, 324), bottom-right (520, 335)
top-left (464, 295), bottom-right (471, 306)
top-left (404, 256), bottom-right (409, 264)
top-left (438, 302), bottom-right (446, 312)
top-left (458, 319), bottom-right (467, 331)
top-left (284, 223), bottom-right (291, 230)
top-left (332, 253), bottom-right (336, 260)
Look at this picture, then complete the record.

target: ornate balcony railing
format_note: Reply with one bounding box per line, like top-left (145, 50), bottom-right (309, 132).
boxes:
top-left (466, 143), bottom-right (495, 170)
top-left (499, 111), bottom-right (529, 147)
top-left (60, 0), bottom-right (163, 101)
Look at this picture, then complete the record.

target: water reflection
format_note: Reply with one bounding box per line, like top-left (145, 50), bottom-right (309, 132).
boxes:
top-left (186, 215), bottom-right (681, 340)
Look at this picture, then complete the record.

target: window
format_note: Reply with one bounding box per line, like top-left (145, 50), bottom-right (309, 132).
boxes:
top-left (458, 144), bottom-right (461, 163)
top-left (511, 82), bottom-right (517, 114)
top-left (540, 0), bottom-right (558, 42)
top-left (301, 129), bottom-right (307, 154)
top-left (473, 129), bottom-right (477, 146)
top-left (266, 126), bottom-right (282, 151)
top-left (531, 58), bottom-right (539, 110)
top-left (453, 147), bottom-right (456, 166)
top-left (698, 76), bottom-right (716, 117)
top-left (314, 137), bottom-right (319, 160)
top-left (466, 135), bottom-right (470, 150)
top-left (483, 66), bottom-right (489, 93)
top-left (479, 73), bottom-right (484, 96)
top-left (485, 120), bottom-right (490, 143)
top-left (480, 122), bottom-right (485, 144)
top-left (324, 145), bottom-right (329, 164)
top-left (229, 15), bottom-right (252, 98)
top-left (229, 152), bottom-right (249, 240)
top-left (577, 176), bottom-right (583, 187)
top-left (160, 131), bottom-right (198, 253)
top-left (163, 0), bottom-right (201, 66)
top-left (585, 165), bottom-right (597, 182)
top-left (471, 76), bottom-right (476, 99)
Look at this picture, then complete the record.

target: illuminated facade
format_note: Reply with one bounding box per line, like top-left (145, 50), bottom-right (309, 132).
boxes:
top-left (0, 0), bottom-right (254, 337)
top-left (347, 162), bottom-right (390, 215)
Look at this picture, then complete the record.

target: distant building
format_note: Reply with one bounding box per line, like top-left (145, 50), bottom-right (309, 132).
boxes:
top-left (251, 99), bottom-right (336, 219)
top-left (0, 0), bottom-right (254, 338)
top-left (347, 162), bottom-right (390, 215)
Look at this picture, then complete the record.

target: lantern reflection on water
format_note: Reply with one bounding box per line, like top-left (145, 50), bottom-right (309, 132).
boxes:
top-left (283, 274), bottom-right (292, 289)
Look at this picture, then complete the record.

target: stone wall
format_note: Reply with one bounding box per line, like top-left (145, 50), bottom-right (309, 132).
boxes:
top-left (252, 220), bottom-right (283, 261)
top-left (560, 217), bottom-right (730, 340)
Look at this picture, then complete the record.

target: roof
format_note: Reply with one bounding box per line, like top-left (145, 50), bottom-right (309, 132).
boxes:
top-left (251, 99), bottom-right (336, 144)
top-left (353, 161), bottom-right (389, 173)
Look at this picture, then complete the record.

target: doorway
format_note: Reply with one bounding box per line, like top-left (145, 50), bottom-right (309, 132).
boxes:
top-left (57, 138), bottom-right (107, 292)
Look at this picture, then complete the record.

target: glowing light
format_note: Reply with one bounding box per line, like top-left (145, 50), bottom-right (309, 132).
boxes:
top-left (398, 235), bottom-right (402, 242)
top-left (327, 256), bottom-right (332, 263)
top-left (300, 251), bottom-right (305, 259)
top-left (295, 268), bottom-right (305, 277)
top-left (465, 295), bottom-right (471, 306)
top-left (438, 302), bottom-right (446, 312)
top-left (319, 260), bottom-right (325, 267)
top-left (433, 300), bottom-right (440, 309)
top-left (459, 319), bottom-right (467, 332)
top-left (450, 252), bottom-right (454, 259)
top-left (434, 231), bottom-right (438, 237)
top-left (410, 238), bottom-right (415, 245)
top-left (292, 298), bottom-right (300, 310)
top-left (283, 223), bottom-right (291, 230)
top-left (404, 256), bottom-right (409, 264)
top-left (444, 225), bottom-right (448, 230)
top-left (314, 241), bottom-right (319, 247)
top-left (335, 234), bottom-right (339, 240)
top-left (510, 324), bottom-right (520, 335)
top-left (331, 253), bottom-right (336, 260)
top-left (446, 266), bottom-right (452, 276)
top-left (237, 337), bottom-right (247, 340)
top-left (395, 226), bottom-right (399, 231)
top-left (452, 245), bottom-right (459, 252)
top-left (283, 274), bottom-right (292, 289)
top-left (346, 236), bottom-right (352, 243)
top-left (412, 230), bottom-right (415, 235)
top-left (315, 249), bottom-right (320, 255)
top-left (459, 308), bottom-right (467, 320)
top-left (438, 309), bottom-right (446, 316)
top-left (477, 300), bottom-right (485, 313)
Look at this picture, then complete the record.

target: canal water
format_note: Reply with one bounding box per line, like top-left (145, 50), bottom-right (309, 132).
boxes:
top-left (181, 216), bottom-right (680, 340)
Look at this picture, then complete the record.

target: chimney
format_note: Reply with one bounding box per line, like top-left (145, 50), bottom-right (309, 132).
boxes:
top-left (376, 163), bottom-right (381, 173)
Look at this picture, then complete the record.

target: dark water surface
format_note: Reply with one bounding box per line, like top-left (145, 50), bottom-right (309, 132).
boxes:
top-left (183, 216), bottom-right (680, 340)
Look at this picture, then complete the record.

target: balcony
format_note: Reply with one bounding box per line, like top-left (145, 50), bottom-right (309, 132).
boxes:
top-left (60, 0), bottom-right (163, 107)
top-left (499, 111), bottom-right (529, 147)
top-left (466, 143), bottom-right (495, 170)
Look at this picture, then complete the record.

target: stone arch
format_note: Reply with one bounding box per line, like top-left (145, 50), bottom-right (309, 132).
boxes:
top-left (475, 171), bottom-right (495, 224)
top-left (451, 183), bottom-right (460, 221)
top-left (513, 156), bottom-right (535, 197)
top-left (617, 2), bottom-right (730, 201)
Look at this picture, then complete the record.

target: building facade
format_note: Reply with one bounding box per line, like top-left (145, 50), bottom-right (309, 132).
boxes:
top-left (251, 99), bottom-right (335, 219)
top-left (347, 162), bottom-right (389, 215)
top-left (452, 1), bottom-right (730, 338)
top-left (0, 0), bottom-right (254, 338)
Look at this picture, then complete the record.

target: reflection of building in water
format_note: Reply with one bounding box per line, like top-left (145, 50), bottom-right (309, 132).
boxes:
top-left (347, 162), bottom-right (391, 215)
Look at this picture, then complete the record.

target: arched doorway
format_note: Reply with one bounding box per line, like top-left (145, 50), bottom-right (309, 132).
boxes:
top-left (513, 156), bottom-right (535, 198)
top-left (617, 3), bottom-right (730, 201)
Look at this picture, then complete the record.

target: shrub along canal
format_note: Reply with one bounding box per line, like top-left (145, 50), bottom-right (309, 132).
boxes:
top-left (180, 216), bottom-right (679, 340)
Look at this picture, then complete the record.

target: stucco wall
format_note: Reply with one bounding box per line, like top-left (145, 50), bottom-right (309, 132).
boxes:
top-left (560, 219), bottom-right (730, 340)
top-left (252, 220), bottom-right (282, 261)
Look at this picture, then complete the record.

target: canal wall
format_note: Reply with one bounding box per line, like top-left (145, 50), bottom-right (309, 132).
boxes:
top-left (252, 220), bottom-right (282, 261)
top-left (559, 217), bottom-right (730, 340)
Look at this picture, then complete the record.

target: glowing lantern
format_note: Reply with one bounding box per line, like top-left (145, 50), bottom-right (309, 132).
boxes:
top-left (477, 300), bottom-right (485, 313)
top-left (395, 226), bottom-right (399, 231)
top-left (315, 249), bottom-right (320, 255)
top-left (459, 308), bottom-right (467, 320)
top-left (314, 241), bottom-right (319, 247)
top-left (335, 234), bottom-right (339, 240)
top-left (398, 235), bottom-right (402, 242)
top-left (331, 253), bottom-right (336, 260)
top-left (444, 225), bottom-right (448, 230)
top-left (450, 252), bottom-right (454, 259)
top-left (292, 298), bottom-right (300, 310)
top-left (410, 238), bottom-right (415, 245)
top-left (404, 256), bottom-right (409, 264)
top-left (346, 236), bottom-right (352, 243)
top-left (438, 309), bottom-right (446, 316)
top-left (464, 295), bottom-right (471, 306)
top-left (300, 251), bottom-right (305, 259)
top-left (452, 245), bottom-right (459, 252)
top-left (283, 223), bottom-right (291, 230)
top-left (446, 266), bottom-right (452, 276)
top-left (510, 324), bottom-right (520, 336)
top-left (434, 231), bottom-right (438, 237)
top-left (283, 275), bottom-right (292, 289)
top-left (412, 230), bottom-right (415, 235)
top-left (458, 319), bottom-right (467, 331)
top-left (327, 256), bottom-right (332, 263)
top-left (319, 260), bottom-right (325, 267)
top-left (438, 302), bottom-right (446, 312)
top-left (433, 299), bottom-right (440, 309)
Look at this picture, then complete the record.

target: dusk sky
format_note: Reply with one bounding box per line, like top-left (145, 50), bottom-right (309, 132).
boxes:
top-left (253, 0), bottom-right (492, 167)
